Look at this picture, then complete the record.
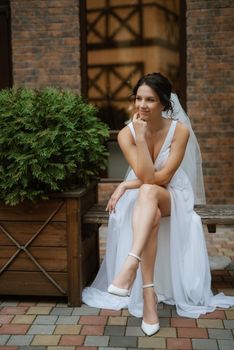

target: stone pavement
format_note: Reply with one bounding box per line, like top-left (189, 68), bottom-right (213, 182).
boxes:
top-left (0, 225), bottom-right (233, 350)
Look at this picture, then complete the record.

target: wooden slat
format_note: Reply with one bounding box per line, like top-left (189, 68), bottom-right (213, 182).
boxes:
top-left (0, 200), bottom-right (66, 221)
top-left (83, 204), bottom-right (234, 226)
top-left (66, 198), bottom-right (82, 306)
top-left (0, 271), bottom-right (67, 296)
top-left (0, 222), bottom-right (67, 246)
top-left (0, 247), bottom-right (67, 272)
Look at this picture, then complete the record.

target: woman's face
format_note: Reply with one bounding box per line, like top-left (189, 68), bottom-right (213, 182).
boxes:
top-left (135, 84), bottom-right (163, 121)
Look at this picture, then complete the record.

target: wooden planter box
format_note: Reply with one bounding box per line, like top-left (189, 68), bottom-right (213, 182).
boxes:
top-left (0, 184), bottom-right (99, 306)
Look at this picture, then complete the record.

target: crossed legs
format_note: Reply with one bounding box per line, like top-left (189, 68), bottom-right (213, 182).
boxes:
top-left (110, 184), bottom-right (170, 323)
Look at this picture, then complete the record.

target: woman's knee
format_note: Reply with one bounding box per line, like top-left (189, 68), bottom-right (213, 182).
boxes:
top-left (138, 184), bottom-right (160, 201)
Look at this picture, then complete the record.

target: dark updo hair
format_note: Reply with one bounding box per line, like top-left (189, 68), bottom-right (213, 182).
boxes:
top-left (132, 72), bottom-right (173, 113)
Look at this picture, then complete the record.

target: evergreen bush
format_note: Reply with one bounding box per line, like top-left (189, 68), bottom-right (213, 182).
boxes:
top-left (0, 87), bottom-right (109, 205)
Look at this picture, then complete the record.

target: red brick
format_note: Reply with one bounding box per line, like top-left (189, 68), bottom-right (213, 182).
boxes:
top-left (177, 327), bottom-right (208, 338)
top-left (0, 347), bottom-right (18, 350)
top-left (0, 324), bottom-right (29, 334)
top-left (100, 309), bottom-right (122, 316)
top-left (0, 307), bottom-right (28, 315)
top-left (80, 325), bottom-right (105, 335)
top-left (171, 318), bottom-right (196, 328)
top-left (167, 338), bottom-right (192, 349)
top-left (76, 347), bottom-right (97, 350)
top-left (79, 316), bottom-right (108, 325)
top-left (59, 335), bottom-right (85, 346)
top-left (200, 310), bottom-right (226, 319)
top-left (0, 315), bottom-right (14, 324)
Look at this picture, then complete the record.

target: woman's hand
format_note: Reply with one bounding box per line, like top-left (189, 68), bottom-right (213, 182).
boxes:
top-left (106, 182), bottom-right (126, 214)
top-left (132, 112), bottom-right (147, 139)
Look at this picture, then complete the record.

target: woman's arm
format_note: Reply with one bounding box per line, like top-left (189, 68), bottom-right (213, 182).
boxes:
top-left (118, 115), bottom-right (155, 184)
top-left (152, 123), bottom-right (190, 186)
top-left (106, 178), bottom-right (142, 213)
top-left (118, 121), bottom-right (189, 186)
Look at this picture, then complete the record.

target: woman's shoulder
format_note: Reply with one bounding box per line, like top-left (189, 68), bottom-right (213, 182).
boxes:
top-left (175, 120), bottom-right (190, 138)
top-left (117, 122), bottom-right (134, 144)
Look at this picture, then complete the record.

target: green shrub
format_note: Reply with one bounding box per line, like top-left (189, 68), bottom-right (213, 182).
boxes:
top-left (0, 87), bottom-right (109, 205)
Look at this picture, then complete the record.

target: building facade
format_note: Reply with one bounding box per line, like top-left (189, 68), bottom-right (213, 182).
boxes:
top-left (1, 0), bottom-right (233, 203)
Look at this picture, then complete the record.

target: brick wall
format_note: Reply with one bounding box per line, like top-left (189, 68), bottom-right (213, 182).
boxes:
top-left (187, 0), bottom-right (234, 204)
top-left (11, 0), bottom-right (81, 91)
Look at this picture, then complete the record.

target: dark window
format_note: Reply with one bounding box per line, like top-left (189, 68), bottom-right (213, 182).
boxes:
top-left (0, 0), bottom-right (12, 89)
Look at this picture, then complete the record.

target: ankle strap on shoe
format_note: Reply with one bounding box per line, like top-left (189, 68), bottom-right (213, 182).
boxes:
top-left (143, 283), bottom-right (154, 289)
top-left (128, 252), bottom-right (141, 262)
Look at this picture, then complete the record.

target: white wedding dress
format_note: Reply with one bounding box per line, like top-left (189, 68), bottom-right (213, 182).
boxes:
top-left (83, 114), bottom-right (234, 319)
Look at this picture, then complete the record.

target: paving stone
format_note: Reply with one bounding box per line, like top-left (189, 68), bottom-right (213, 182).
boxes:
top-left (192, 339), bottom-right (218, 350)
top-left (99, 348), bottom-right (126, 350)
top-left (80, 325), bottom-right (104, 335)
top-left (218, 340), bottom-right (234, 350)
top-left (18, 303), bottom-right (36, 307)
top-left (178, 327), bottom-right (208, 338)
top-left (164, 304), bottom-right (176, 310)
top-left (127, 317), bottom-right (142, 326)
top-left (223, 320), bottom-right (234, 329)
top-left (128, 348), bottom-right (153, 350)
top-left (7, 335), bottom-right (33, 346)
top-left (171, 310), bottom-right (179, 318)
top-left (122, 310), bottom-right (131, 317)
top-left (197, 319), bottom-right (224, 328)
top-left (158, 318), bottom-right (170, 327)
top-left (0, 325), bottom-right (29, 334)
top-left (225, 311), bottom-right (234, 319)
top-left (167, 337), bottom-right (192, 350)
top-left (200, 310), bottom-right (226, 319)
top-left (56, 316), bottom-right (80, 324)
top-left (79, 316), bottom-right (107, 325)
top-left (104, 326), bottom-right (125, 336)
top-left (109, 336), bottom-right (137, 347)
top-left (208, 328), bottom-right (233, 339)
top-left (47, 347), bottom-right (75, 350)
top-left (138, 336), bottom-right (166, 348)
top-left (0, 307), bottom-right (28, 315)
top-left (59, 335), bottom-right (85, 346)
top-left (171, 317), bottom-right (196, 328)
top-left (125, 326), bottom-right (145, 336)
top-left (19, 347), bottom-right (47, 350)
top-left (36, 303), bottom-right (56, 307)
top-left (31, 335), bottom-right (61, 346)
top-left (33, 316), bottom-right (58, 325)
top-left (54, 325), bottom-right (81, 334)
top-left (11, 315), bottom-right (36, 324)
top-left (27, 325), bottom-right (56, 335)
top-left (50, 307), bottom-right (73, 316)
top-left (26, 307), bottom-right (52, 315)
top-left (0, 315), bottom-right (14, 324)
top-left (0, 335), bottom-right (10, 345)
top-left (108, 317), bottom-right (127, 326)
top-left (100, 309), bottom-right (122, 316)
top-left (0, 346), bottom-right (18, 350)
top-left (72, 305), bottom-right (100, 316)
top-left (158, 309), bottom-right (171, 318)
top-left (0, 302), bottom-right (19, 307)
top-left (84, 335), bottom-right (109, 347)
top-left (154, 327), bottom-right (176, 338)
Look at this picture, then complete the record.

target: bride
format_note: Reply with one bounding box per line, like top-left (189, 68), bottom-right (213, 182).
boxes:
top-left (82, 72), bottom-right (234, 336)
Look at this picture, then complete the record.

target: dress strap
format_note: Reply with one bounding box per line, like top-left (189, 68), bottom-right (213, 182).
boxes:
top-left (127, 121), bottom-right (136, 141)
top-left (165, 120), bottom-right (177, 146)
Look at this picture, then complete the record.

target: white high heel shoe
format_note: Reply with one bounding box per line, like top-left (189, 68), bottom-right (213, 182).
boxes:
top-left (141, 283), bottom-right (160, 336)
top-left (107, 252), bottom-right (141, 297)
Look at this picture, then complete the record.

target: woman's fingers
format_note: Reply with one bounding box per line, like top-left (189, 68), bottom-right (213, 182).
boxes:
top-left (106, 197), bottom-right (116, 214)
